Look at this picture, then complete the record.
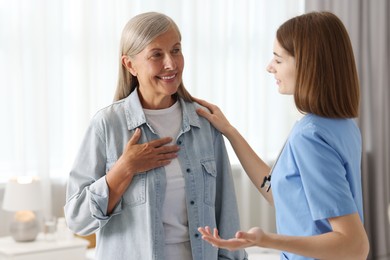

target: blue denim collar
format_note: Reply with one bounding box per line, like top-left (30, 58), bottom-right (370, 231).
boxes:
top-left (124, 88), bottom-right (201, 131)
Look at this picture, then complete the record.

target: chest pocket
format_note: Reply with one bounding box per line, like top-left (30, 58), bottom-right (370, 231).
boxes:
top-left (106, 161), bottom-right (146, 207)
top-left (201, 159), bottom-right (217, 207)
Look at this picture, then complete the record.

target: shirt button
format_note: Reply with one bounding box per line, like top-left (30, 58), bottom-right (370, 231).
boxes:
top-left (194, 233), bottom-right (199, 238)
top-left (177, 140), bottom-right (182, 145)
top-left (186, 168), bottom-right (191, 173)
top-left (190, 200), bottom-right (195, 205)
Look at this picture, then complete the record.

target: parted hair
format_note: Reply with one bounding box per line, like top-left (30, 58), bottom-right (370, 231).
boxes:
top-left (113, 12), bottom-right (193, 102)
top-left (277, 11), bottom-right (360, 118)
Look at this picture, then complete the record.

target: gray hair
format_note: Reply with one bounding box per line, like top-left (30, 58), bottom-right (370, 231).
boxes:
top-left (113, 12), bottom-right (192, 102)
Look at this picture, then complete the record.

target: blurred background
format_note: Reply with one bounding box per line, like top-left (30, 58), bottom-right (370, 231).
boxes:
top-left (0, 1), bottom-right (388, 259)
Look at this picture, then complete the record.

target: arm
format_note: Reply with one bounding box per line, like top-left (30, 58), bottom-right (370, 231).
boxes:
top-left (199, 213), bottom-right (369, 260)
top-left (195, 98), bottom-right (273, 204)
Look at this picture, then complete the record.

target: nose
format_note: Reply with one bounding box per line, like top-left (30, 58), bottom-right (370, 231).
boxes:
top-left (266, 61), bottom-right (275, 73)
top-left (164, 54), bottom-right (177, 70)
top-left (265, 61), bottom-right (276, 73)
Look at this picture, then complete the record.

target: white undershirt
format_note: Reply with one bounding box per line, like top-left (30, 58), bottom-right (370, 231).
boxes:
top-left (143, 101), bottom-right (192, 260)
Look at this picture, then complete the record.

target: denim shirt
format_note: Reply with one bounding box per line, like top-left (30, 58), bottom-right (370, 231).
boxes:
top-left (64, 90), bottom-right (247, 260)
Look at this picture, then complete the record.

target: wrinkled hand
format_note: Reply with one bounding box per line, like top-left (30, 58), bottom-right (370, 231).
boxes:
top-left (118, 128), bottom-right (180, 174)
top-left (197, 226), bottom-right (266, 251)
top-left (193, 97), bottom-right (233, 135)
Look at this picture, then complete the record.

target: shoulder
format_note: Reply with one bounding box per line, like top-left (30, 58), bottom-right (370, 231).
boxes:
top-left (94, 99), bottom-right (125, 119)
top-left (289, 114), bottom-right (361, 151)
top-left (89, 99), bottom-right (128, 130)
top-left (180, 98), bottom-right (222, 138)
top-left (293, 114), bottom-right (357, 135)
top-left (180, 98), bottom-right (212, 124)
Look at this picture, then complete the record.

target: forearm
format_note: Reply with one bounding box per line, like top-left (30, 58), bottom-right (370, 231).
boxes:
top-left (105, 158), bottom-right (135, 214)
top-left (262, 230), bottom-right (368, 260)
top-left (225, 127), bottom-right (273, 204)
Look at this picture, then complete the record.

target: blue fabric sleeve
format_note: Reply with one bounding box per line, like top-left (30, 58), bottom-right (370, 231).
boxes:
top-left (290, 129), bottom-right (358, 220)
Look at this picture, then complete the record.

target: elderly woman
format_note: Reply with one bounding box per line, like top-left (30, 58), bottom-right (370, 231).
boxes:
top-left (65, 12), bottom-right (247, 260)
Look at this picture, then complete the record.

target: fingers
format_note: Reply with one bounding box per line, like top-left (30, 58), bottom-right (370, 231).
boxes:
top-left (128, 129), bottom-right (178, 152)
top-left (148, 136), bottom-right (174, 148)
top-left (193, 97), bottom-right (217, 114)
top-left (128, 128), bottom-right (141, 145)
top-left (193, 97), bottom-right (217, 111)
top-left (198, 226), bottom-right (251, 251)
top-left (192, 97), bottom-right (210, 107)
top-left (154, 149), bottom-right (179, 161)
top-left (198, 226), bottom-right (213, 238)
top-left (196, 107), bottom-right (212, 120)
top-left (198, 226), bottom-right (210, 235)
top-left (198, 226), bottom-right (220, 247)
top-left (213, 228), bottom-right (221, 239)
top-left (198, 227), bottom-right (222, 246)
top-left (152, 140), bottom-right (180, 157)
top-left (235, 231), bottom-right (255, 241)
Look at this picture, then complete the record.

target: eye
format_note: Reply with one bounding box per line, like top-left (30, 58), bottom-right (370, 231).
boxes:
top-left (274, 58), bottom-right (281, 64)
top-left (149, 51), bottom-right (163, 59)
top-left (172, 47), bottom-right (181, 55)
top-left (153, 52), bottom-right (162, 57)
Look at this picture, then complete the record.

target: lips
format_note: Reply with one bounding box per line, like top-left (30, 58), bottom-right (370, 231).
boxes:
top-left (158, 74), bottom-right (176, 80)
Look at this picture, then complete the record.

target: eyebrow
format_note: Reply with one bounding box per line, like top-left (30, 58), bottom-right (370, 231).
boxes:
top-left (273, 52), bottom-right (282, 58)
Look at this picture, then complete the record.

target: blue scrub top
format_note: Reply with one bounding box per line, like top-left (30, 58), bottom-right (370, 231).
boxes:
top-left (271, 114), bottom-right (363, 260)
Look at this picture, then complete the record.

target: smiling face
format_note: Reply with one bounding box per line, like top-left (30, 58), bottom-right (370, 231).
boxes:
top-left (122, 26), bottom-right (184, 109)
top-left (266, 39), bottom-right (296, 95)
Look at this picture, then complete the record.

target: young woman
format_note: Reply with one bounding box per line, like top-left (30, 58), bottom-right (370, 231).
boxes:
top-left (197, 11), bottom-right (369, 260)
top-left (65, 12), bottom-right (247, 260)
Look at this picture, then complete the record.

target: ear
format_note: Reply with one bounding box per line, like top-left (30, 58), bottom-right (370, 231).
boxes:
top-left (121, 55), bottom-right (137, 76)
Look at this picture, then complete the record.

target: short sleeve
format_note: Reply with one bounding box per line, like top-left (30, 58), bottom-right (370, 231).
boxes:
top-left (291, 128), bottom-right (358, 220)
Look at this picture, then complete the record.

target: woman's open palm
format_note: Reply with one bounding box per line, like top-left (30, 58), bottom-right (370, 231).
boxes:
top-left (197, 226), bottom-right (266, 251)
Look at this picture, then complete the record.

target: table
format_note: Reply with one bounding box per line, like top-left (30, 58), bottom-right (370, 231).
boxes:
top-left (0, 234), bottom-right (89, 260)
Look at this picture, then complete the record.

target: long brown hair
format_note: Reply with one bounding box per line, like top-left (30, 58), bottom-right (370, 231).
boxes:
top-left (113, 12), bottom-right (193, 102)
top-left (277, 11), bottom-right (360, 118)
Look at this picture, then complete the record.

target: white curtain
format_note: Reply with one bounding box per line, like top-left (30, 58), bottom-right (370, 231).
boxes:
top-left (0, 0), bottom-right (303, 219)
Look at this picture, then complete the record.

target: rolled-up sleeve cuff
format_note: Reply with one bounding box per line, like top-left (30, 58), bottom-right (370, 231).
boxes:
top-left (88, 177), bottom-right (123, 220)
